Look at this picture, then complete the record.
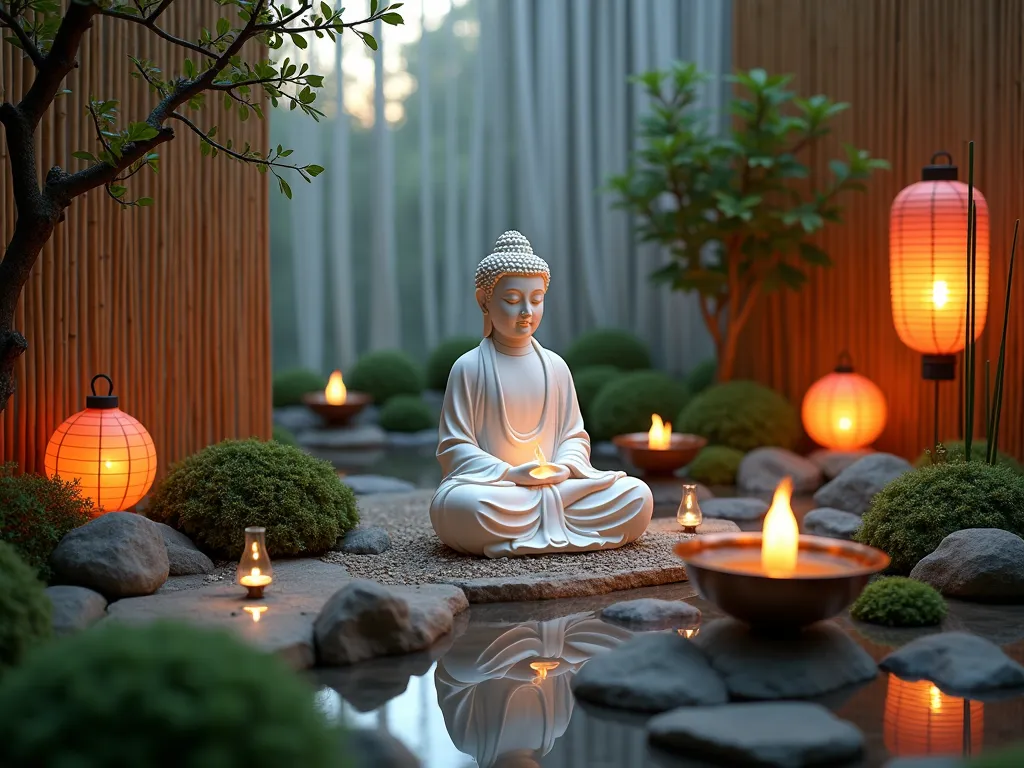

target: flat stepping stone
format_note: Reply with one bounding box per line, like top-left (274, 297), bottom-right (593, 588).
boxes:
top-left (880, 632), bottom-right (1024, 696)
top-left (601, 598), bottom-right (700, 630)
top-left (803, 508), bottom-right (863, 541)
top-left (341, 475), bottom-right (416, 495)
top-left (647, 701), bottom-right (864, 767)
top-left (701, 497), bottom-right (769, 522)
top-left (910, 528), bottom-right (1024, 603)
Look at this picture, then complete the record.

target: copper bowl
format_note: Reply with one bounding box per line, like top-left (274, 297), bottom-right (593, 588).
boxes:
top-left (612, 433), bottom-right (707, 475)
top-left (301, 391), bottom-right (372, 426)
top-left (674, 533), bottom-right (890, 630)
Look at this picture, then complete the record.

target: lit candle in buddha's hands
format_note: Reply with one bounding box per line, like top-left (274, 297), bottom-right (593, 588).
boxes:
top-left (529, 444), bottom-right (560, 480)
top-left (761, 476), bottom-right (799, 577)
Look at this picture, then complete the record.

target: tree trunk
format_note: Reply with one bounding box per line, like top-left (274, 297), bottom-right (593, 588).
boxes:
top-left (716, 331), bottom-right (737, 383)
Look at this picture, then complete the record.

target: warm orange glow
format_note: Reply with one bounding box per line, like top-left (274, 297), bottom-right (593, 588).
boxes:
top-left (677, 483), bottom-right (703, 529)
top-left (240, 567), bottom-right (272, 587)
top-left (529, 661), bottom-right (559, 684)
top-left (45, 406), bottom-right (157, 512)
top-left (802, 369), bottom-right (888, 450)
top-left (243, 606), bottom-right (268, 623)
top-left (677, 626), bottom-right (700, 639)
top-left (890, 179), bottom-right (989, 354)
top-left (761, 477), bottom-right (798, 577)
top-left (530, 443), bottom-right (559, 480)
top-left (884, 675), bottom-right (983, 756)
top-left (648, 414), bottom-right (672, 450)
top-left (237, 527), bottom-right (273, 592)
top-left (325, 370), bottom-right (347, 405)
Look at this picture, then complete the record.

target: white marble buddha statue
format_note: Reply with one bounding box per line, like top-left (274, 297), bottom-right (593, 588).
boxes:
top-left (429, 230), bottom-right (654, 558)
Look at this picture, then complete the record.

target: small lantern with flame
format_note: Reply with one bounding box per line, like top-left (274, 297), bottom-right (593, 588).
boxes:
top-left (301, 369), bottom-right (371, 425)
top-left (802, 353), bottom-right (887, 451)
top-left (677, 483), bottom-right (704, 533)
top-left (237, 527), bottom-right (273, 598)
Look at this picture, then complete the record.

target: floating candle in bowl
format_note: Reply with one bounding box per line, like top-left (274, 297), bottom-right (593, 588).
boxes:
top-left (301, 369), bottom-right (371, 425)
top-left (612, 417), bottom-right (706, 476)
top-left (325, 370), bottom-right (347, 405)
top-left (529, 444), bottom-right (560, 481)
top-left (649, 414), bottom-right (672, 450)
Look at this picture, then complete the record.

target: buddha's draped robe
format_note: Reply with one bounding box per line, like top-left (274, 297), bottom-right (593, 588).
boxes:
top-left (430, 338), bottom-right (653, 558)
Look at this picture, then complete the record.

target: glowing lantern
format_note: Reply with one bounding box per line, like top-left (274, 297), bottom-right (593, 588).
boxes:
top-left (890, 152), bottom-right (989, 380)
top-left (802, 353), bottom-right (888, 450)
top-left (884, 675), bottom-right (983, 757)
top-left (44, 374), bottom-right (157, 513)
top-left (761, 477), bottom-right (798, 577)
top-left (237, 526), bottom-right (273, 598)
top-left (325, 370), bottom-right (347, 405)
top-left (676, 483), bottom-right (703, 532)
top-left (648, 414), bottom-right (671, 449)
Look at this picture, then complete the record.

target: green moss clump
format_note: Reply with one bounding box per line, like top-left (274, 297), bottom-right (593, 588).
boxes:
top-left (563, 329), bottom-right (652, 372)
top-left (271, 426), bottom-right (299, 446)
top-left (272, 368), bottom-right (328, 407)
top-left (0, 463), bottom-right (92, 579)
top-left (590, 371), bottom-right (690, 442)
top-left (427, 336), bottom-right (479, 391)
top-left (379, 395), bottom-right (436, 433)
top-left (850, 577), bottom-right (947, 627)
top-left (145, 439), bottom-right (358, 558)
top-left (685, 359), bottom-right (718, 395)
top-left (688, 446), bottom-right (745, 486)
top-left (969, 745), bottom-right (1024, 767)
top-left (676, 380), bottom-right (800, 452)
top-left (0, 541), bottom-right (52, 680)
top-left (0, 621), bottom-right (341, 768)
top-left (913, 439), bottom-right (1022, 473)
top-left (348, 349), bottom-right (424, 405)
top-left (573, 365), bottom-right (624, 428)
top-left (856, 461), bottom-right (1024, 573)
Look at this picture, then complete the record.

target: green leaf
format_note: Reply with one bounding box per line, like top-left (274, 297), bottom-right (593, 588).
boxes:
top-left (183, 58), bottom-right (196, 78)
top-left (290, 33), bottom-right (307, 49)
top-left (137, 197), bottom-right (154, 207)
top-left (370, 0), bottom-right (378, 14)
top-left (109, 184), bottom-right (127, 198)
top-left (359, 31), bottom-right (378, 50)
top-left (321, 1), bottom-right (333, 19)
top-left (381, 12), bottom-right (402, 24)
top-left (305, 164), bottom-right (325, 177)
top-left (216, 17), bottom-right (230, 37)
top-left (798, 242), bottom-right (832, 267)
top-left (278, 177), bottom-right (293, 199)
top-left (72, 151), bottom-right (97, 162)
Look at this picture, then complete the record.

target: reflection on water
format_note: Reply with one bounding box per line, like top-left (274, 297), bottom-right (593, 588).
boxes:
top-left (883, 675), bottom-right (984, 758)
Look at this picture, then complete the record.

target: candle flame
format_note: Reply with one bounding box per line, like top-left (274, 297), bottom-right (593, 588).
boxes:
top-left (244, 606), bottom-right (267, 623)
top-left (325, 370), bottom-right (347, 405)
top-left (761, 476), bottom-right (799, 577)
top-left (648, 414), bottom-right (672, 450)
top-left (932, 280), bottom-right (949, 309)
top-left (534, 443), bottom-right (547, 466)
top-left (251, 567), bottom-right (261, 578)
top-left (529, 661), bottom-right (559, 684)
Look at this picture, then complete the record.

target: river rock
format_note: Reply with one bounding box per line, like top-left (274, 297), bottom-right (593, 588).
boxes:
top-left (600, 598), bottom-right (701, 631)
top-left (647, 701), bottom-right (864, 767)
top-left (571, 632), bottom-right (727, 712)
top-left (45, 585), bottom-right (108, 636)
top-left (813, 453), bottom-right (912, 515)
top-left (737, 447), bottom-right (824, 495)
top-left (807, 449), bottom-right (875, 480)
top-left (334, 526), bottom-right (392, 555)
top-left (342, 475), bottom-right (416, 496)
top-left (880, 632), bottom-right (1024, 695)
top-left (154, 523), bottom-right (214, 576)
top-left (701, 497), bottom-right (769, 523)
top-left (50, 512), bottom-right (169, 599)
top-left (803, 507), bottom-right (863, 540)
top-left (910, 528), bottom-right (1024, 603)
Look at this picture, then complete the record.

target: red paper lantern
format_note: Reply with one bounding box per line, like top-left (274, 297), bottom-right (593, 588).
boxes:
top-left (889, 151), bottom-right (989, 380)
top-left (802, 354), bottom-right (887, 451)
top-left (884, 675), bottom-right (983, 757)
top-left (45, 374), bottom-right (157, 513)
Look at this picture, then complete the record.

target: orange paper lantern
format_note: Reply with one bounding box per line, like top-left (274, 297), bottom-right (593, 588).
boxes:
top-left (884, 675), bottom-right (983, 757)
top-left (45, 374), bottom-right (157, 513)
top-left (802, 353), bottom-right (887, 450)
top-left (890, 151), bottom-right (989, 379)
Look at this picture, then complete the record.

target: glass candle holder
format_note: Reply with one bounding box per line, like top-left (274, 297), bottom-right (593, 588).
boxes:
top-left (237, 527), bottom-right (273, 598)
top-left (677, 483), bottom-right (703, 533)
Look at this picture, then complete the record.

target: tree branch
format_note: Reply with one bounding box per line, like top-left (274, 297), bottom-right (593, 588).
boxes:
top-left (169, 111), bottom-right (304, 172)
top-left (0, 102), bottom-right (42, 215)
top-left (101, 6), bottom-right (217, 58)
top-left (0, 6), bottom-right (44, 67)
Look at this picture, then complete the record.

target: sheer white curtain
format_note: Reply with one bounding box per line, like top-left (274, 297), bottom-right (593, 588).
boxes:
top-left (280, 0), bottom-right (730, 375)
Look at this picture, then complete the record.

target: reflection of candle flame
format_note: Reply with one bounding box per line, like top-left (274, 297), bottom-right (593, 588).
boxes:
top-left (677, 626), bottom-right (700, 638)
top-left (325, 370), bottom-right (347, 405)
top-left (243, 606), bottom-right (267, 623)
top-left (649, 414), bottom-right (672, 450)
top-left (762, 476), bottom-right (798, 577)
top-left (251, 542), bottom-right (259, 561)
top-left (530, 661), bottom-right (559, 684)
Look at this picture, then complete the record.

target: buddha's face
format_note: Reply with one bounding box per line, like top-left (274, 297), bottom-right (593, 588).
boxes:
top-left (479, 275), bottom-right (546, 342)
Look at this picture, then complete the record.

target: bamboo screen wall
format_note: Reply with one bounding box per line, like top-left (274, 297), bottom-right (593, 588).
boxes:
top-left (732, 0), bottom-right (1024, 460)
top-left (1, 2), bottom-right (271, 481)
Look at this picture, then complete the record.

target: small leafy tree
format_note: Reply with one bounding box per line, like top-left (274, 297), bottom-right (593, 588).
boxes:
top-left (608, 64), bottom-right (889, 381)
top-left (0, 0), bottom-right (404, 413)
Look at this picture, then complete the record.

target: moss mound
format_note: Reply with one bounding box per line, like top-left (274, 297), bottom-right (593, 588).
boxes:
top-left (0, 463), bottom-right (92, 579)
top-left (676, 380), bottom-right (800, 452)
top-left (590, 371), bottom-right (690, 442)
top-left (271, 426), bottom-right (299, 446)
top-left (563, 329), bottom-right (651, 372)
top-left (685, 359), bottom-right (718, 395)
top-left (348, 350), bottom-right (423, 405)
top-left (0, 542), bottom-right (52, 680)
top-left (970, 746), bottom-right (1024, 767)
top-left (688, 446), bottom-right (745, 486)
top-left (913, 439), bottom-right (1022, 473)
top-left (272, 368), bottom-right (327, 407)
top-left (850, 577), bottom-right (947, 627)
top-left (146, 439), bottom-right (358, 558)
top-left (856, 461), bottom-right (1024, 573)
top-left (0, 621), bottom-right (341, 768)
top-left (427, 336), bottom-right (479, 391)
top-left (573, 365), bottom-right (624, 429)
top-left (379, 395), bottom-right (436, 433)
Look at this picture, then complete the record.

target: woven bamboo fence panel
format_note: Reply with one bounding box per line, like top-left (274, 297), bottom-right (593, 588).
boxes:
top-left (732, 0), bottom-right (1024, 460)
top-left (1, 1), bottom-right (272, 482)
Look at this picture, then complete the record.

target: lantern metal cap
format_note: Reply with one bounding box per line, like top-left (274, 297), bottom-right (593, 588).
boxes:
top-left (921, 151), bottom-right (958, 182)
top-left (85, 374), bottom-right (119, 409)
top-left (834, 351), bottom-right (855, 374)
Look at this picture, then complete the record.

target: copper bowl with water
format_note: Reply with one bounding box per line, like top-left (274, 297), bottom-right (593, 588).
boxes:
top-left (612, 433), bottom-right (706, 475)
top-left (301, 391), bottom-right (372, 426)
top-left (675, 533), bottom-right (890, 630)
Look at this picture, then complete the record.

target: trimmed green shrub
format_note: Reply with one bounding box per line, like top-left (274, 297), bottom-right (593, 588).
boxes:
top-left (913, 439), bottom-right (1022, 473)
top-left (563, 328), bottom-right (651, 372)
top-left (0, 463), bottom-right (91, 579)
top-left (272, 368), bottom-right (327, 407)
top-left (379, 395), bottom-right (436, 433)
top-left (146, 439), bottom-right (358, 558)
top-left (271, 426), bottom-right (299, 446)
top-left (0, 621), bottom-right (342, 768)
top-left (857, 461), bottom-right (1024, 573)
top-left (685, 358), bottom-right (717, 395)
top-left (676, 380), bottom-right (800, 452)
top-left (0, 541), bottom-right (52, 680)
top-left (970, 745), bottom-right (1024, 767)
top-left (850, 577), bottom-right (947, 627)
top-left (590, 371), bottom-right (690, 442)
top-left (427, 336), bottom-right (479, 391)
top-left (688, 446), bottom-right (745, 486)
top-left (573, 365), bottom-right (624, 428)
top-left (348, 349), bottom-right (423, 405)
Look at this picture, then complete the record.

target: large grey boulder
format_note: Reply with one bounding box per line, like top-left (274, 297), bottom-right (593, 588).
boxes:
top-left (50, 512), bottom-right (169, 599)
top-left (813, 453), bottom-right (912, 515)
top-left (910, 528), bottom-right (1024, 603)
top-left (807, 449), bottom-right (874, 480)
top-left (880, 632), bottom-right (1024, 695)
top-left (701, 497), bottom-right (770, 523)
top-left (600, 598), bottom-right (701, 631)
top-left (737, 447), bottom-right (824, 495)
top-left (154, 523), bottom-right (214, 576)
top-left (45, 585), bottom-right (107, 636)
top-left (647, 702), bottom-right (864, 767)
top-left (571, 632), bottom-right (727, 713)
top-left (803, 507), bottom-right (863, 541)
